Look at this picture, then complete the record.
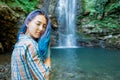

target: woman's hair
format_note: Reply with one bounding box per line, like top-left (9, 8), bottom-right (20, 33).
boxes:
top-left (17, 9), bottom-right (48, 40)
top-left (17, 9), bottom-right (51, 59)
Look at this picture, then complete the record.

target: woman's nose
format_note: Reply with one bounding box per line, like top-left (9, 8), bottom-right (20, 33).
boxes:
top-left (38, 25), bottom-right (44, 31)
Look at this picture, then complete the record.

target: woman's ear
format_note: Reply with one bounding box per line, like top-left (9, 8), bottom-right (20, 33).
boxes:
top-left (25, 22), bottom-right (29, 27)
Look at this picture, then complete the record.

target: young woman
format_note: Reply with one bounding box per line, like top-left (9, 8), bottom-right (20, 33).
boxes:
top-left (11, 9), bottom-right (51, 80)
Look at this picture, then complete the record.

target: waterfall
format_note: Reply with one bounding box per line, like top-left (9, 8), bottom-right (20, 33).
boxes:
top-left (56, 0), bottom-right (77, 47)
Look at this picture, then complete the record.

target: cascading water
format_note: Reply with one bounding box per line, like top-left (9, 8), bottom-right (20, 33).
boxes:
top-left (56, 0), bottom-right (77, 47)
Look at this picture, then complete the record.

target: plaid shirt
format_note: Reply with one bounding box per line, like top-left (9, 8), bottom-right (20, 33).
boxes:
top-left (11, 34), bottom-right (50, 80)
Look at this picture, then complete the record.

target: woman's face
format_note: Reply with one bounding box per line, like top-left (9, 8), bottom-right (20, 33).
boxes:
top-left (26, 14), bottom-right (47, 39)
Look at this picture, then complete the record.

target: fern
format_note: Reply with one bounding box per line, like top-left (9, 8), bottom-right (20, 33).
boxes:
top-left (85, 0), bottom-right (96, 12)
top-left (105, 3), bottom-right (120, 12)
top-left (5, 0), bottom-right (39, 13)
top-left (14, 0), bottom-right (38, 13)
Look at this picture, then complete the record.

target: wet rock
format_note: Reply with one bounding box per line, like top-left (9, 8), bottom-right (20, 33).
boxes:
top-left (0, 4), bottom-right (20, 51)
top-left (103, 34), bottom-right (120, 49)
top-left (0, 63), bottom-right (11, 80)
top-left (0, 5), bottom-right (19, 22)
top-left (65, 72), bottom-right (74, 78)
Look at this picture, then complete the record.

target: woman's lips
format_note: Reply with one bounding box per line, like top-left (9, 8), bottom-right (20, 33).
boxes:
top-left (36, 32), bottom-right (43, 36)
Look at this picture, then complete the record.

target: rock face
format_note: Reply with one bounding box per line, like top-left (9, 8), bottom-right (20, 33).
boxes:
top-left (103, 34), bottom-right (120, 49)
top-left (48, 0), bottom-right (120, 49)
top-left (76, 22), bottom-right (120, 49)
top-left (0, 4), bottom-right (20, 52)
top-left (0, 5), bottom-right (19, 22)
top-left (0, 64), bottom-right (11, 80)
top-left (0, 0), bottom-right (119, 51)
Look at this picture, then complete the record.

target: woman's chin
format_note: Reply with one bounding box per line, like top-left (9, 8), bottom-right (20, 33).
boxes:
top-left (32, 35), bottom-right (40, 39)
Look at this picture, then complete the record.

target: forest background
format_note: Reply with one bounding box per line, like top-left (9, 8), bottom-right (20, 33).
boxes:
top-left (0, 0), bottom-right (120, 53)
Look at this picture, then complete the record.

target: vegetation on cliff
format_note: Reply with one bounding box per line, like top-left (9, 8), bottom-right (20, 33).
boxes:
top-left (0, 0), bottom-right (39, 52)
top-left (76, 0), bottom-right (120, 49)
top-left (0, 0), bottom-right (120, 52)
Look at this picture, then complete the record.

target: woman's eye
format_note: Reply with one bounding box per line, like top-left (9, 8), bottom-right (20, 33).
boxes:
top-left (43, 25), bottom-right (46, 28)
top-left (36, 23), bottom-right (40, 25)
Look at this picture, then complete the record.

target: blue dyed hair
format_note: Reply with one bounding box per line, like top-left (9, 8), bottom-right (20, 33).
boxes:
top-left (17, 9), bottom-right (51, 59)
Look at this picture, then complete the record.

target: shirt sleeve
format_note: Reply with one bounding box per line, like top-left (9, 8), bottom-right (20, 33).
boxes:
top-left (25, 43), bottom-right (50, 79)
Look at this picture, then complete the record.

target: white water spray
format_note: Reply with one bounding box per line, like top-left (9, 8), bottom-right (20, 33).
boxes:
top-left (56, 0), bottom-right (77, 47)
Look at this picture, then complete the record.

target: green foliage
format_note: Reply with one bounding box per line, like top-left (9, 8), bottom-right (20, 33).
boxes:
top-left (94, 0), bottom-right (120, 17)
top-left (105, 2), bottom-right (120, 13)
top-left (6, 0), bottom-right (39, 13)
top-left (92, 0), bottom-right (120, 31)
top-left (88, 16), bottom-right (119, 33)
top-left (15, 0), bottom-right (38, 13)
top-left (81, 0), bottom-right (120, 15)
top-left (0, 1), bottom-right (5, 5)
top-left (95, 0), bottom-right (108, 14)
top-left (82, 0), bottom-right (96, 13)
top-left (78, 0), bottom-right (120, 34)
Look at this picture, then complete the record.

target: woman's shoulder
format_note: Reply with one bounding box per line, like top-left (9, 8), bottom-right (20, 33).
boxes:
top-left (15, 34), bottom-right (37, 48)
